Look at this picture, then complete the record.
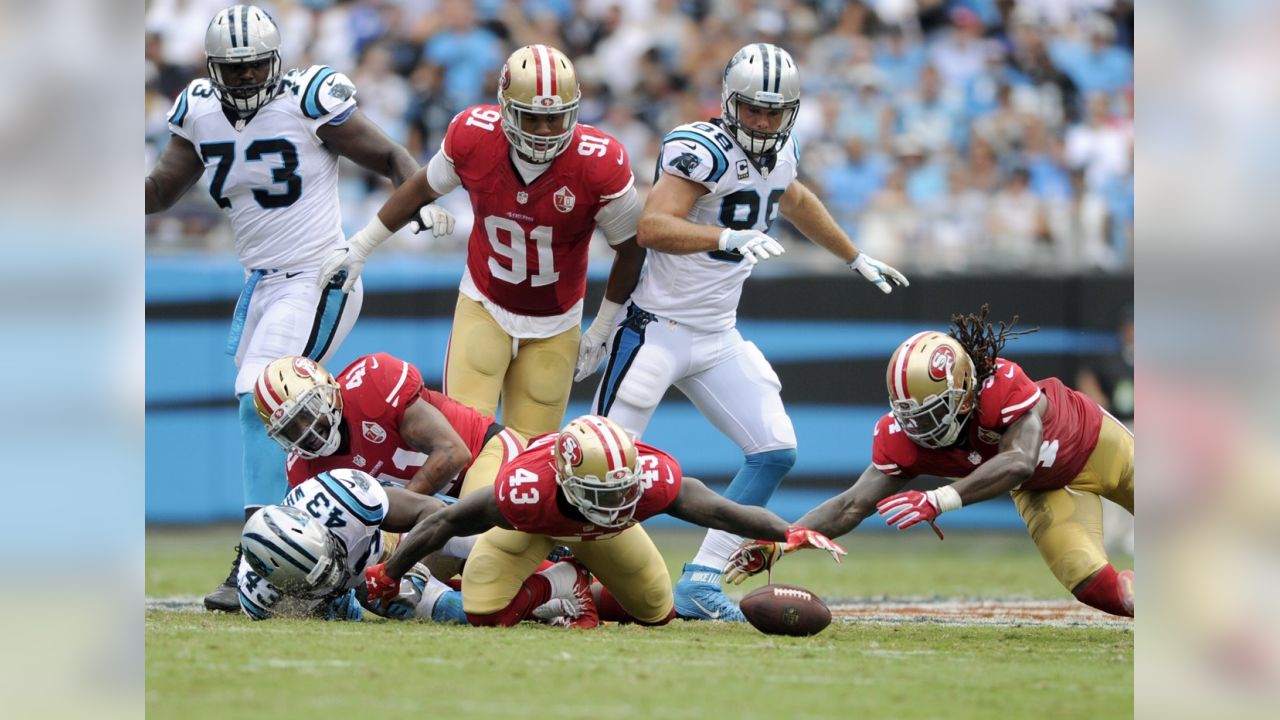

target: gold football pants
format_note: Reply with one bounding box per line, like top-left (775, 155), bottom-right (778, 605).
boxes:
top-left (1011, 415), bottom-right (1135, 592)
top-left (443, 294), bottom-right (577, 440)
top-left (461, 524), bottom-right (674, 623)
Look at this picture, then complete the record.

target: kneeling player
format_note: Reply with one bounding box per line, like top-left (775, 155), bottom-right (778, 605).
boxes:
top-left (237, 468), bottom-right (591, 624)
top-left (729, 307), bottom-right (1135, 617)
top-left (364, 415), bottom-right (845, 628)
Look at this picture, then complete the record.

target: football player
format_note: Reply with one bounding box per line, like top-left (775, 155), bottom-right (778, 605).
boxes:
top-left (580, 43), bottom-right (908, 622)
top-left (318, 44), bottom-right (646, 442)
top-left (362, 415), bottom-right (846, 628)
top-left (144, 5), bottom-right (449, 612)
top-left (238, 468), bottom-right (591, 625)
top-left (254, 354), bottom-right (523, 499)
top-left (728, 307), bottom-right (1136, 618)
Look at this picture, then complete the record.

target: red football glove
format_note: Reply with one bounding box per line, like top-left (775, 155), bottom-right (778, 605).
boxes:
top-left (876, 490), bottom-right (946, 539)
top-left (783, 526), bottom-right (847, 562)
top-left (364, 562), bottom-right (400, 603)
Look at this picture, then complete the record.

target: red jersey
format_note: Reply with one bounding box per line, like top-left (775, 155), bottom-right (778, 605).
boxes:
top-left (493, 435), bottom-right (683, 541)
top-left (287, 353), bottom-right (498, 495)
top-left (443, 105), bottom-right (634, 316)
top-left (871, 359), bottom-right (1103, 490)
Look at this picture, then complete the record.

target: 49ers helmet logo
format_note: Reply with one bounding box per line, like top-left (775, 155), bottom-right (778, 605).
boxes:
top-left (292, 357), bottom-right (318, 378)
top-left (928, 345), bottom-right (955, 381)
top-left (557, 433), bottom-right (583, 468)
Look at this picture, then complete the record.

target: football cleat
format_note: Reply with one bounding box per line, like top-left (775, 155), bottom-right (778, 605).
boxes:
top-left (203, 545), bottom-right (243, 612)
top-left (673, 563), bottom-right (746, 622)
top-left (565, 560), bottom-right (599, 629)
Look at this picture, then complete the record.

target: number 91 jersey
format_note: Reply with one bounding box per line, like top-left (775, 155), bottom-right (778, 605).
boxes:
top-left (166, 65), bottom-right (359, 272)
top-left (237, 470), bottom-right (389, 620)
top-left (628, 120), bottom-right (799, 333)
top-left (442, 105), bottom-right (634, 318)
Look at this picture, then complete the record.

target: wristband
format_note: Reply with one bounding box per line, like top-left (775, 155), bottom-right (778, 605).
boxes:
top-left (349, 215), bottom-right (393, 255)
top-left (928, 485), bottom-right (963, 513)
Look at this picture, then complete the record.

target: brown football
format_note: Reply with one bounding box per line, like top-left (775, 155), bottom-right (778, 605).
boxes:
top-left (740, 584), bottom-right (832, 636)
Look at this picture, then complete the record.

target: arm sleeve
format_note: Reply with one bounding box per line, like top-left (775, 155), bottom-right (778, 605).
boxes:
top-left (426, 150), bottom-right (462, 196)
top-left (593, 184), bottom-right (640, 245)
top-left (166, 82), bottom-right (198, 142)
top-left (981, 361), bottom-right (1043, 428)
top-left (658, 128), bottom-right (730, 189)
top-left (871, 416), bottom-right (918, 479)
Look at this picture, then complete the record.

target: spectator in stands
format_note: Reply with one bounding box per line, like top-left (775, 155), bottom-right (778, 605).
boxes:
top-left (987, 166), bottom-right (1051, 269)
top-left (423, 0), bottom-right (504, 116)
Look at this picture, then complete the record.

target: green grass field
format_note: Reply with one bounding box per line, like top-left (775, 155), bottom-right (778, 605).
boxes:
top-left (146, 526), bottom-right (1132, 720)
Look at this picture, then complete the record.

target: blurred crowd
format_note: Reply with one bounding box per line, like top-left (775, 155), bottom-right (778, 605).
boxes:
top-left (145, 0), bottom-right (1133, 274)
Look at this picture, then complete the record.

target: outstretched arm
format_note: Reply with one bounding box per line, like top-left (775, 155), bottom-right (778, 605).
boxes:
top-left (398, 397), bottom-right (473, 496)
top-left (382, 490), bottom-right (509, 580)
top-left (145, 135), bottom-right (205, 214)
top-left (780, 179), bottom-right (907, 293)
top-left (795, 465), bottom-right (909, 539)
top-left (316, 109), bottom-right (418, 189)
top-left (665, 477), bottom-right (791, 540)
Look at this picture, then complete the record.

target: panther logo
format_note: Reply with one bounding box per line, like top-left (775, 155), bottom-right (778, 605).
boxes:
top-left (671, 152), bottom-right (702, 177)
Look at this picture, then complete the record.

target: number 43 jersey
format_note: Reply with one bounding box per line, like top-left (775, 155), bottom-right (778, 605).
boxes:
top-left (438, 104), bottom-right (635, 324)
top-left (166, 65), bottom-right (359, 272)
top-left (629, 120), bottom-right (800, 333)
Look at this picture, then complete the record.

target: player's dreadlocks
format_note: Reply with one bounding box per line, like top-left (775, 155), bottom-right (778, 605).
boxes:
top-left (947, 304), bottom-right (1038, 382)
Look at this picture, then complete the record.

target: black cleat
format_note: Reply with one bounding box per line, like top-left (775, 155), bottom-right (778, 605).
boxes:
top-left (203, 545), bottom-right (242, 613)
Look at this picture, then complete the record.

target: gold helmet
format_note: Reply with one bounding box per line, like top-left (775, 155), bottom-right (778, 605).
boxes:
top-left (885, 332), bottom-right (976, 448)
top-left (254, 356), bottom-right (343, 459)
top-left (497, 44), bottom-right (581, 162)
top-left (553, 415), bottom-right (640, 528)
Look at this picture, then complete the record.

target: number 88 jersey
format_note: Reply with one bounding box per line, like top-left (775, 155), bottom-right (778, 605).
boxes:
top-left (629, 120), bottom-right (799, 333)
top-left (435, 104), bottom-right (636, 327)
top-left (165, 64), bottom-right (359, 272)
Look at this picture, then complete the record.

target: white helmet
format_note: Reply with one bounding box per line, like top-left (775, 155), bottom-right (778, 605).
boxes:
top-left (721, 43), bottom-right (801, 156)
top-left (204, 5), bottom-right (282, 116)
top-left (241, 504), bottom-right (350, 597)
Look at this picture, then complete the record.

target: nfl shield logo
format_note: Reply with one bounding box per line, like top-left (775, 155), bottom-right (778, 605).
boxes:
top-left (353, 454), bottom-right (366, 468)
top-left (516, 191), bottom-right (528, 205)
top-left (553, 186), bottom-right (576, 213)
top-left (362, 421), bottom-right (386, 444)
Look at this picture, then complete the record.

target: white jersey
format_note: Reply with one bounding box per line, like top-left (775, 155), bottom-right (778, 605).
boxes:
top-left (166, 65), bottom-right (359, 272)
top-left (237, 471), bottom-right (389, 620)
top-left (629, 120), bottom-right (800, 332)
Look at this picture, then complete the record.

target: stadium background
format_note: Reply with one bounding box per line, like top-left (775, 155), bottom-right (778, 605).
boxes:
top-left (144, 0), bottom-right (1134, 528)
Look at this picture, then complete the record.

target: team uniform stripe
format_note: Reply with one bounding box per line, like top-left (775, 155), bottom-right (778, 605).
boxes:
top-left (497, 428), bottom-right (524, 463)
top-left (873, 462), bottom-right (899, 472)
top-left (596, 310), bottom-right (647, 416)
top-left (663, 131), bottom-right (728, 182)
top-left (770, 45), bottom-right (782, 93)
top-left (893, 331), bottom-right (933, 400)
top-left (240, 5), bottom-right (250, 49)
top-left (303, 283), bottom-right (347, 361)
top-left (1000, 388), bottom-right (1042, 424)
top-left (584, 417), bottom-right (625, 469)
top-left (301, 66), bottom-right (337, 119)
top-left (316, 473), bottom-right (385, 526)
top-left (170, 89), bottom-right (190, 127)
top-left (757, 43), bottom-right (770, 93)
top-left (228, 7), bottom-right (240, 48)
top-left (239, 589), bottom-right (271, 619)
top-left (325, 105), bottom-right (356, 126)
top-left (243, 533), bottom-right (312, 571)
top-left (385, 360), bottom-right (411, 405)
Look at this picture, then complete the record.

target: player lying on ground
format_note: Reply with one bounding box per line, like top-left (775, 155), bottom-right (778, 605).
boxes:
top-left (728, 307), bottom-right (1135, 617)
top-left (237, 468), bottom-right (591, 625)
top-left (364, 415), bottom-right (846, 628)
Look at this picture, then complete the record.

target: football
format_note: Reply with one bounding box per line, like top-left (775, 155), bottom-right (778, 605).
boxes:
top-left (740, 584), bottom-right (832, 636)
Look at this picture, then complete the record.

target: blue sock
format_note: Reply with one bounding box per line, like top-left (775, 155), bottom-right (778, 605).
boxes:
top-left (430, 590), bottom-right (468, 624)
top-left (240, 392), bottom-right (288, 508)
top-left (721, 448), bottom-right (797, 507)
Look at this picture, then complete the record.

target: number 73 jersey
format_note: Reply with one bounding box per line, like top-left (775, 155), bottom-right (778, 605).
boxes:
top-left (628, 119), bottom-right (799, 333)
top-left (165, 65), bottom-right (359, 272)
top-left (442, 105), bottom-right (634, 318)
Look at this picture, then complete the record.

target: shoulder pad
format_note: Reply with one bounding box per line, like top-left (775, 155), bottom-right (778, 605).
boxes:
top-left (288, 65), bottom-right (358, 120)
top-left (659, 122), bottom-right (733, 184)
top-left (167, 79), bottom-right (218, 129)
top-left (978, 360), bottom-right (1042, 427)
top-left (871, 414), bottom-right (915, 476)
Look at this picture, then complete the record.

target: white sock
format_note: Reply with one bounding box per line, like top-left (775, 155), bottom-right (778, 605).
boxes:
top-left (690, 529), bottom-right (744, 572)
top-left (538, 561), bottom-right (579, 599)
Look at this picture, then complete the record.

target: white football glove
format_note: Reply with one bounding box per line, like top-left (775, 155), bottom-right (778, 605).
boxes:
top-left (575, 299), bottom-right (623, 382)
top-left (849, 253), bottom-right (909, 294)
top-left (412, 203), bottom-right (456, 238)
top-left (318, 216), bottom-right (393, 292)
top-left (718, 228), bottom-right (785, 265)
